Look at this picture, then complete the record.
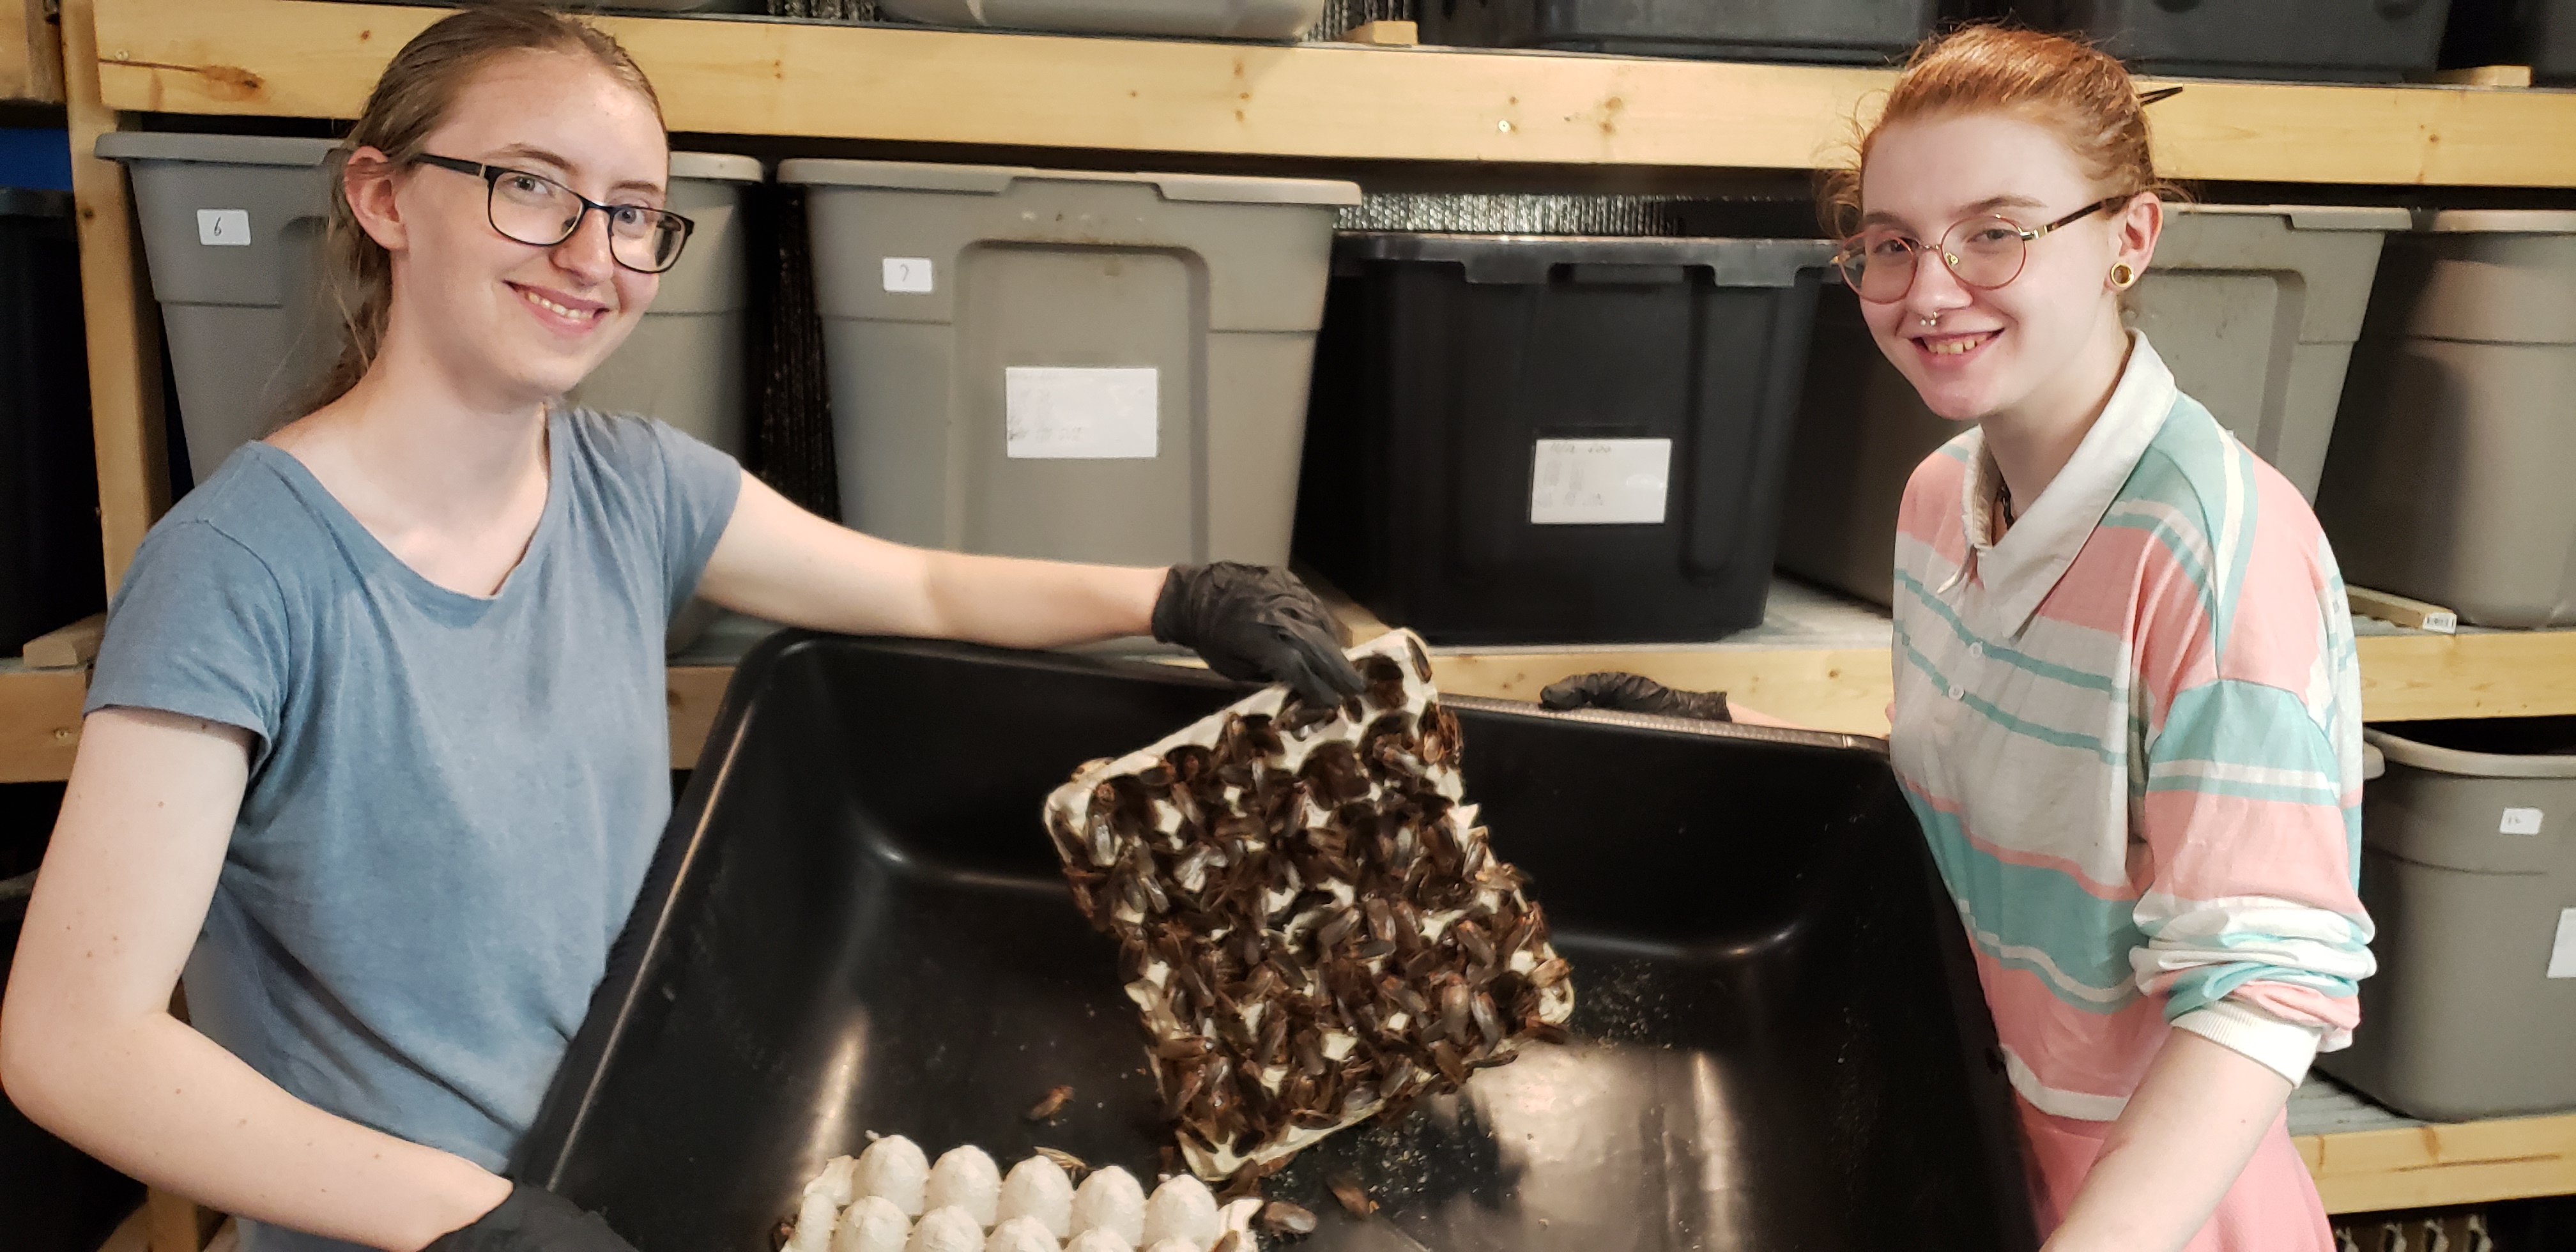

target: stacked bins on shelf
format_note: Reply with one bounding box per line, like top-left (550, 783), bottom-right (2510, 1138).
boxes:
top-left (0, 187), bottom-right (103, 654)
top-left (1417, 0), bottom-right (1936, 62)
top-left (875, 0), bottom-right (1326, 36)
top-left (2314, 719), bottom-right (2576, 1120)
top-left (2317, 211), bottom-right (2576, 627)
top-left (2001, 0), bottom-right (2454, 79)
top-left (778, 159), bottom-right (1360, 569)
top-left (96, 134), bottom-right (763, 477)
top-left (1778, 204), bottom-right (2409, 607)
top-left (1296, 233), bottom-right (1836, 645)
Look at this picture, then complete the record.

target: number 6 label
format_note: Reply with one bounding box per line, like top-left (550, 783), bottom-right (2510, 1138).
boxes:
top-left (196, 209), bottom-right (251, 247)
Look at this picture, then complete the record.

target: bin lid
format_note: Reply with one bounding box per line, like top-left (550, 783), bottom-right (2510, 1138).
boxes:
top-left (2421, 209), bottom-right (2576, 235)
top-left (0, 186), bottom-right (70, 219)
top-left (2169, 202), bottom-right (2412, 232)
top-left (669, 152), bottom-right (763, 183)
top-left (95, 133), bottom-right (763, 186)
top-left (776, 157), bottom-right (1360, 208)
top-left (95, 131), bottom-right (337, 166)
top-left (2365, 725), bottom-right (2576, 779)
top-left (1334, 231), bottom-right (1836, 287)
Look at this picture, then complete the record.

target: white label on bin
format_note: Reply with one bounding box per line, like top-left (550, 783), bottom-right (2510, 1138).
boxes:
top-left (2503, 807), bottom-right (2545, 836)
top-left (882, 257), bottom-right (934, 294)
top-left (1529, 438), bottom-right (1671, 525)
top-left (1005, 367), bottom-right (1158, 460)
top-left (196, 209), bottom-right (251, 247)
top-left (2550, 909), bottom-right (2576, 979)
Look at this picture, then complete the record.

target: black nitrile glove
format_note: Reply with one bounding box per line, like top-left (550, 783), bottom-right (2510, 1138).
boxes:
top-left (424, 1184), bottom-right (638, 1252)
top-left (1540, 671), bottom-right (1732, 722)
top-left (1152, 563), bottom-right (1366, 708)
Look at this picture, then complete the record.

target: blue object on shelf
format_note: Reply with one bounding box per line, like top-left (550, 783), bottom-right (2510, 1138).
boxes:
top-left (0, 130), bottom-right (73, 193)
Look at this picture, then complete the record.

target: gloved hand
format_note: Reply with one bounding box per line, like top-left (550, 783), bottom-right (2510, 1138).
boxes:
top-left (424, 1183), bottom-right (638, 1252)
top-left (1539, 671), bottom-right (1731, 723)
top-left (1151, 563), bottom-right (1366, 708)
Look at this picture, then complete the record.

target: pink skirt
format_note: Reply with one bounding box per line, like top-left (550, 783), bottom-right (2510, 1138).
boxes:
top-left (2016, 1097), bottom-right (2334, 1251)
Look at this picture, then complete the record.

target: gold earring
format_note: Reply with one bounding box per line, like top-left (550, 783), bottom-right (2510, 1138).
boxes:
top-left (2111, 263), bottom-right (2137, 289)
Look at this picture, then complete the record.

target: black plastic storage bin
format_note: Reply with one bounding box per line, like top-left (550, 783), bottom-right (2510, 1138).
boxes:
top-left (3, 874), bottom-right (148, 1252)
top-left (2444, 0), bottom-right (2576, 83)
top-left (0, 188), bottom-right (102, 655)
top-left (516, 633), bottom-right (2036, 1252)
top-left (2009, 0), bottom-right (2455, 80)
top-left (1417, 0), bottom-right (1938, 63)
top-left (1296, 232), bottom-right (1834, 645)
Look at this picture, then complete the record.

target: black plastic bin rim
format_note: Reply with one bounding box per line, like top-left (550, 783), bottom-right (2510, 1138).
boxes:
top-left (1334, 229), bottom-right (1835, 287)
top-left (512, 630), bottom-right (1894, 1186)
top-left (2365, 726), bottom-right (2576, 779)
top-left (0, 187), bottom-right (70, 218)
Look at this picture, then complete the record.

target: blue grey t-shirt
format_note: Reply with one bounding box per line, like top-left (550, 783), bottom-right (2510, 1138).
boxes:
top-left (85, 408), bottom-right (741, 1251)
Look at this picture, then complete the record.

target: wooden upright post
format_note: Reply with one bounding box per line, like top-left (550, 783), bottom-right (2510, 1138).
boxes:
top-left (59, 0), bottom-right (169, 593)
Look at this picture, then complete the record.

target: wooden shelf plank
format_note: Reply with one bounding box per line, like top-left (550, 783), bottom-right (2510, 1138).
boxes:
top-left (88, 0), bottom-right (2576, 186)
top-left (2299, 1111), bottom-right (2576, 1214)
top-left (2355, 629), bottom-right (2576, 722)
top-left (12, 625), bottom-right (2570, 784)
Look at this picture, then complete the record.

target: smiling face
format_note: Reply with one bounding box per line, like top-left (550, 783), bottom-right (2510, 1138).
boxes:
top-left (358, 49), bottom-right (670, 409)
top-left (1854, 110), bottom-right (2151, 424)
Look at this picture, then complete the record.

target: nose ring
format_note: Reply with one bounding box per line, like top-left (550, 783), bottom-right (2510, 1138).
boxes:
top-left (1919, 314), bottom-right (1939, 328)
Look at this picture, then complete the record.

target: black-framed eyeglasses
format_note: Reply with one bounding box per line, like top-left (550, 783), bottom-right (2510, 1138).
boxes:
top-left (415, 153), bottom-right (694, 275)
top-left (1833, 195), bottom-right (2130, 303)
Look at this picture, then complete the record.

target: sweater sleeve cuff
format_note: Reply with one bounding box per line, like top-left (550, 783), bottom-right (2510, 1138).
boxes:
top-left (2173, 998), bottom-right (2326, 1087)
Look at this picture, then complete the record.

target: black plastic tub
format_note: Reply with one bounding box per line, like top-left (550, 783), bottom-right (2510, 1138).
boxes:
top-left (2444, 0), bottom-right (2576, 84)
top-left (1294, 233), bottom-right (1834, 645)
top-left (0, 187), bottom-right (103, 655)
top-left (516, 632), bottom-right (2035, 1252)
top-left (1417, 0), bottom-right (1937, 63)
top-left (3, 874), bottom-right (148, 1252)
top-left (2011, 0), bottom-right (2455, 81)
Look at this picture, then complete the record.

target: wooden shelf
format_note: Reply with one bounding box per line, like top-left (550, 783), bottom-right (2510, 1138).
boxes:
top-left (2293, 1076), bottom-right (2576, 1214)
top-left (85, 0), bottom-right (2576, 185)
top-left (16, 618), bottom-right (2567, 783)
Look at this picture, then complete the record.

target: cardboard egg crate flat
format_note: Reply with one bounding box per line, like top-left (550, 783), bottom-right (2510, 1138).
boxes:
top-left (1042, 631), bottom-right (1576, 1184)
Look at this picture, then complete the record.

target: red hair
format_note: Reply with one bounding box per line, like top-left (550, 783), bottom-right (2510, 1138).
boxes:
top-left (1820, 24), bottom-right (2171, 240)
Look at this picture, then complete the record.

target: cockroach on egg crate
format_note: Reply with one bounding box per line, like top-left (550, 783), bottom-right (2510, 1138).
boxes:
top-left (1041, 630), bottom-right (1577, 1188)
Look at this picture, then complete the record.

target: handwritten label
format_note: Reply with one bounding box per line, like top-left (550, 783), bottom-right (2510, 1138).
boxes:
top-left (196, 209), bottom-right (250, 247)
top-left (1005, 367), bottom-right (1158, 460)
top-left (882, 257), bottom-right (934, 294)
top-left (1530, 438), bottom-right (1672, 525)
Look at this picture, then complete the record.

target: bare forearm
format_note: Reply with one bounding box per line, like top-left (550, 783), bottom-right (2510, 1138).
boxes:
top-left (911, 551), bottom-right (1163, 648)
top-left (3, 1012), bottom-right (505, 1251)
top-left (698, 473), bottom-right (1163, 646)
top-left (2043, 1030), bottom-right (2293, 1252)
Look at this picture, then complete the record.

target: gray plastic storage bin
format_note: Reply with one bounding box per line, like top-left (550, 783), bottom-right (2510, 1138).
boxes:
top-left (1779, 203), bottom-right (2409, 607)
top-left (1418, 0), bottom-right (1936, 64)
top-left (2007, 0), bottom-right (2454, 80)
top-left (2315, 719), bottom-right (2576, 1121)
top-left (2317, 211), bottom-right (2576, 629)
top-left (875, 0), bottom-right (1326, 38)
top-left (95, 133), bottom-right (761, 482)
top-left (780, 158), bottom-right (1359, 569)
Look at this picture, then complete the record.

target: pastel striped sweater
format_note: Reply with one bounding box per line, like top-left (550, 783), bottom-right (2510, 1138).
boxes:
top-left (1887, 335), bottom-right (2375, 1120)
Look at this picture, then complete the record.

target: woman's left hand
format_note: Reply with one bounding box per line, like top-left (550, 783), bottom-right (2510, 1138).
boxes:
top-left (1151, 563), bottom-right (1366, 708)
